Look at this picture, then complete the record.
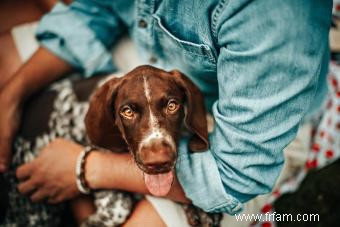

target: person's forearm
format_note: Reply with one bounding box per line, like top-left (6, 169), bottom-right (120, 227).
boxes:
top-left (4, 46), bottom-right (73, 102)
top-left (86, 151), bottom-right (190, 203)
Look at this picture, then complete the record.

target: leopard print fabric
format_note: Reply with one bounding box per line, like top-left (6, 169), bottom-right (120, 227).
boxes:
top-left (1, 78), bottom-right (134, 227)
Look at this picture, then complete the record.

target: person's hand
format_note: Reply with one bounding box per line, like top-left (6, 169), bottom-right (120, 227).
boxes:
top-left (0, 88), bottom-right (22, 173)
top-left (16, 138), bottom-right (83, 203)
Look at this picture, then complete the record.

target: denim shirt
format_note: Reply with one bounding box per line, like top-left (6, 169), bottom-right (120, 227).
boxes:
top-left (36, 0), bottom-right (332, 214)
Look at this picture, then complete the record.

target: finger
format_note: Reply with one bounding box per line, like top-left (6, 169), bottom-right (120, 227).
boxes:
top-left (47, 196), bottom-right (63, 204)
top-left (45, 188), bottom-right (59, 204)
top-left (30, 189), bottom-right (49, 203)
top-left (16, 162), bottom-right (34, 181)
top-left (0, 139), bottom-right (13, 173)
top-left (17, 179), bottom-right (37, 195)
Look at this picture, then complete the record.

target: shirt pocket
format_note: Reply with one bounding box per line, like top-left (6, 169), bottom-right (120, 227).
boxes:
top-left (152, 15), bottom-right (216, 70)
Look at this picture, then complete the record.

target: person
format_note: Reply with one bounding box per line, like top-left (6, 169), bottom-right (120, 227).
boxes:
top-left (0, 0), bottom-right (332, 225)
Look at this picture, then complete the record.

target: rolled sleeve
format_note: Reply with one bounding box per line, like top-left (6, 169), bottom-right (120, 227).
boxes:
top-left (177, 0), bottom-right (332, 214)
top-left (176, 137), bottom-right (243, 214)
top-left (36, 1), bottom-right (124, 77)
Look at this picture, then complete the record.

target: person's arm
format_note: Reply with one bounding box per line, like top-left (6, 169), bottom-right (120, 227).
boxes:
top-left (0, 0), bottom-right (125, 172)
top-left (174, 0), bottom-right (332, 214)
top-left (15, 138), bottom-right (189, 203)
top-left (0, 47), bottom-right (72, 172)
top-left (85, 150), bottom-right (189, 203)
top-left (4, 47), bottom-right (72, 100)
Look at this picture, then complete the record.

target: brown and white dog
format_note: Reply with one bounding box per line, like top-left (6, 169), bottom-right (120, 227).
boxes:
top-left (85, 65), bottom-right (209, 196)
top-left (85, 65), bottom-right (222, 226)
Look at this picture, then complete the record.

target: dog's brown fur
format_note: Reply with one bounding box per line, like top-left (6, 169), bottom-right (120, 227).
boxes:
top-left (85, 65), bottom-right (222, 226)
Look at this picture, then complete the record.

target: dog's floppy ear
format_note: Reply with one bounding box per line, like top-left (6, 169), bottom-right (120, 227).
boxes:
top-left (170, 70), bottom-right (209, 152)
top-left (85, 77), bottom-right (127, 152)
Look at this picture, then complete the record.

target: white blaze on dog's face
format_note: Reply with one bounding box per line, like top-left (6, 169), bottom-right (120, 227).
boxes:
top-left (114, 73), bottom-right (186, 196)
top-left (139, 76), bottom-right (176, 157)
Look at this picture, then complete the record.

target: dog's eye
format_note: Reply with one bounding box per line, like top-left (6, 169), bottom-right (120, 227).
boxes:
top-left (166, 99), bottom-right (179, 113)
top-left (120, 106), bottom-right (135, 119)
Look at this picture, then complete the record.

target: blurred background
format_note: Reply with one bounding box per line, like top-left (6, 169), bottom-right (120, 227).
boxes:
top-left (0, 1), bottom-right (340, 226)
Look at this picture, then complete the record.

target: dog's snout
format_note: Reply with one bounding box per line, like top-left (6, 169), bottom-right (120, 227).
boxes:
top-left (140, 143), bottom-right (174, 163)
top-left (138, 140), bottom-right (176, 173)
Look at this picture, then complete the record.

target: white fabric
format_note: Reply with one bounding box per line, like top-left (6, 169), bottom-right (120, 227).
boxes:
top-left (11, 22), bottom-right (39, 62)
top-left (146, 196), bottom-right (191, 227)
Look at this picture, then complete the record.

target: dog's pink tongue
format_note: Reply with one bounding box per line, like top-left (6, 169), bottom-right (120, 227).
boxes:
top-left (144, 172), bottom-right (174, 196)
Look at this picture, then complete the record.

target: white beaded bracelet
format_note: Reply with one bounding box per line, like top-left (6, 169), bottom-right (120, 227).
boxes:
top-left (75, 146), bottom-right (95, 194)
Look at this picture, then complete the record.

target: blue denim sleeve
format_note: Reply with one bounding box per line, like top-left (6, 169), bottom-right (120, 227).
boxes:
top-left (36, 0), bottom-right (123, 77)
top-left (176, 0), bottom-right (332, 214)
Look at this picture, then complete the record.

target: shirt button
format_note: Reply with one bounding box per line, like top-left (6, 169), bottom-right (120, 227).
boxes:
top-left (138, 19), bottom-right (148, 28)
top-left (149, 56), bottom-right (157, 63)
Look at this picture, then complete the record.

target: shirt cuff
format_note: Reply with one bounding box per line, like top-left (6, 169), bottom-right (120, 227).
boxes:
top-left (35, 2), bottom-right (117, 77)
top-left (175, 137), bottom-right (243, 214)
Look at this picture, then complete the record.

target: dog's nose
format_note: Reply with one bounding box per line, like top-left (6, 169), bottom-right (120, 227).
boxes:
top-left (139, 141), bottom-right (176, 173)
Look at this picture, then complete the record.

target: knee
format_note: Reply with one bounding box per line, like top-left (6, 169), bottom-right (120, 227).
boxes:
top-left (123, 199), bottom-right (166, 227)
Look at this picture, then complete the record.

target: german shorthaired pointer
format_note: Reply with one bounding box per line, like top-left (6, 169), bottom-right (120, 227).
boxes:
top-left (85, 65), bottom-right (222, 226)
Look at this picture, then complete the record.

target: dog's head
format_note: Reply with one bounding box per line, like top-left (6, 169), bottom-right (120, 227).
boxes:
top-left (85, 65), bottom-right (208, 195)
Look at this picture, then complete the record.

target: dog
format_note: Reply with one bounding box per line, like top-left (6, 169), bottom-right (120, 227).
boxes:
top-left (85, 65), bottom-right (222, 226)
top-left (1, 65), bottom-right (221, 227)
